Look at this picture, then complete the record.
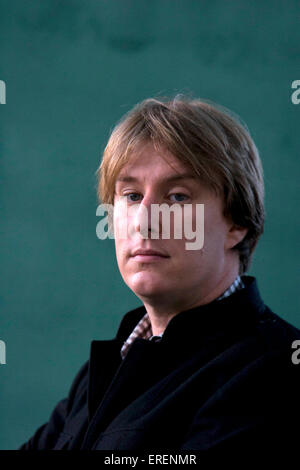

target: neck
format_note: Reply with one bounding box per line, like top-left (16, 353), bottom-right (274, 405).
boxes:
top-left (143, 269), bottom-right (240, 336)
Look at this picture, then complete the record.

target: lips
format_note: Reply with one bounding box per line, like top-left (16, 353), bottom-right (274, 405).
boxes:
top-left (131, 249), bottom-right (169, 257)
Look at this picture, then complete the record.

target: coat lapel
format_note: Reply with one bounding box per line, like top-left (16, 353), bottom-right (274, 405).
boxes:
top-left (82, 338), bottom-right (165, 449)
top-left (87, 339), bottom-right (122, 422)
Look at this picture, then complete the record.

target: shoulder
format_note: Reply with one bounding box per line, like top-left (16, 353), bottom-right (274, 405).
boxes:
top-left (65, 359), bottom-right (90, 414)
top-left (255, 305), bottom-right (300, 351)
top-left (249, 306), bottom-right (300, 394)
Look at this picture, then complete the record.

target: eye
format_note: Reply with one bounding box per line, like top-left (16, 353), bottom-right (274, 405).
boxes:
top-left (125, 192), bottom-right (142, 202)
top-left (169, 193), bottom-right (189, 202)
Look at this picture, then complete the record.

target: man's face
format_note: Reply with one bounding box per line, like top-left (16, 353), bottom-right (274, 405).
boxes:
top-left (113, 142), bottom-right (242, 310)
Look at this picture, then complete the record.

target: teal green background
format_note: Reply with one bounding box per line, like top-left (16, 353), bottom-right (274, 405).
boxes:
top-left (0, 0), bottom-right (299, 450)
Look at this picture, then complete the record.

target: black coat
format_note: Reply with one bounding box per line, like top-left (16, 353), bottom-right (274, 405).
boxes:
top-left (19, 277), bottom-right (300, 455)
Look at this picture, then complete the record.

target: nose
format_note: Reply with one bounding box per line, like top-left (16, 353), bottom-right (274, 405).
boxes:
top-left (133, 195), bottom-right (159, 238)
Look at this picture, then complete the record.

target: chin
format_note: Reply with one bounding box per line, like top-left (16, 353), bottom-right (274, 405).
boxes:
top-left (127, 272), bottom-right (168, 298)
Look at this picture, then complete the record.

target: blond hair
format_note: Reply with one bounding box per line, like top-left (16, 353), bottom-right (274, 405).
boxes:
top-left (97, 96), bottom-right (264, 274)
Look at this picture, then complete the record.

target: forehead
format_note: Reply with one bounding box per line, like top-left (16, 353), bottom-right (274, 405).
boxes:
top-left (116, 143), bottom-right (197, 183)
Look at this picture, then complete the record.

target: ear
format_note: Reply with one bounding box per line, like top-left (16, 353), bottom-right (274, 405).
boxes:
top-left (225, 224), bottom-right (248, 250)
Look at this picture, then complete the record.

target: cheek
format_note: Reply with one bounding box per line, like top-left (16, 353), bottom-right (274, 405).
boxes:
top-left (114, 239), bottom-right (127, 270)
top-left (203, 212), bottom-right (228, 248)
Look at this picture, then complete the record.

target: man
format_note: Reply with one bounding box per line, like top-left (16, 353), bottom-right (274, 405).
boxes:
top-left (19, 96), bottom-right (299, 454)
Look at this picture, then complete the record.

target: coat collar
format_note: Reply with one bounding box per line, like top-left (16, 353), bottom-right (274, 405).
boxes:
top-left (115, 276), bottom-right (265, 346)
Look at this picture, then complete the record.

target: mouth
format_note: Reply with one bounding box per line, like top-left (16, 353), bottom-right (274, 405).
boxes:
top-left (130, 249), bottom-right (170, 262)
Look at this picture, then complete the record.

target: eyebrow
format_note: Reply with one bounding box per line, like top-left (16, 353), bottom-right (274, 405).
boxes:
top-left (115, 173), bottom-right (197, 184)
